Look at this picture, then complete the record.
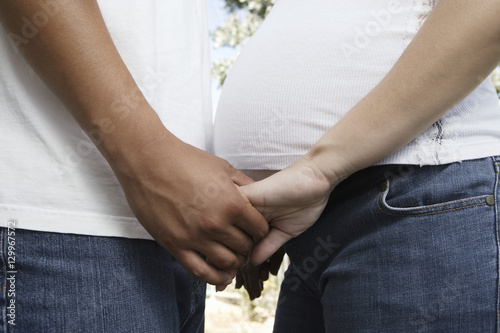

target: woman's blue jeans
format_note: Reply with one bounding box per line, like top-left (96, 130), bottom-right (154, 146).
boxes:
top-left (0, 229), bottom-right (205, 332)
top-left (275, 156), bottom-right (500, 332)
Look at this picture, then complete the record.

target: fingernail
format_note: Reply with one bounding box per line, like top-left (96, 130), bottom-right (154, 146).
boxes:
top-left (216, 279), bottom-right (233, 292)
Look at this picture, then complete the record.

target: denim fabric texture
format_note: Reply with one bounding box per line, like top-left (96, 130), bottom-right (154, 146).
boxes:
top-left (0, 230), bottom-right (205, 333)
top-left (274, 156), bottom-right (500, 333)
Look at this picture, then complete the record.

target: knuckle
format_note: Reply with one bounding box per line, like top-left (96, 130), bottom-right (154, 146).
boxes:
top-left (216, 256), bottom-right (238, 270)
top-left (201, 216), bottom-right (224, 234)
top-left (190, 266), bottom-right (209, 280)
top-left (223, 160), bottom-right (237, 173)
top-left (224, 199), bottom-right (244, 218)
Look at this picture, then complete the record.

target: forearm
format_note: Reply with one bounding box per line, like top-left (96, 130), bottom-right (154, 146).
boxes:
top-left (0, 1), bottom-right (271, 284)
top-left (307, 0), bottom-right (500, 184)
top-left (0, 1), bottom-right (169, 172)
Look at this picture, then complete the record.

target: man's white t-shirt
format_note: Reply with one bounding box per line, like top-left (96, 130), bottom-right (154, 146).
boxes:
top-left (0, 0), bottom-right (213, 239)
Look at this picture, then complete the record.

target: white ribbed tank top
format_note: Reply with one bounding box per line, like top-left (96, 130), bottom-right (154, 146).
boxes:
top-left (214, 0), bottom-right (500, 169)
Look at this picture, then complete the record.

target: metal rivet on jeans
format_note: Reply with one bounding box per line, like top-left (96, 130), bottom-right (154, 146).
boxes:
top-left (379, 182), bottom-right (388, 192)
top-left (486, 195), bottom-right (495, 206)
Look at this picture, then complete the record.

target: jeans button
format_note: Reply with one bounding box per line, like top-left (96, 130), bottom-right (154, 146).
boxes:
top-left (486, 195), bottom-right (495, 206)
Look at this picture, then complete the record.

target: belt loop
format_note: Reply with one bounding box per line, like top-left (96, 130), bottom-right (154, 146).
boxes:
top-left (493, 156), bottom-right (500, 173)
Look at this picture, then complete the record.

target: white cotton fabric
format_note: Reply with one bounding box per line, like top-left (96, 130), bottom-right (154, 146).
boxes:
top-left (214, 0), bottom-right (500, 169)
top-left (0, 0), bottom-right (212, 239)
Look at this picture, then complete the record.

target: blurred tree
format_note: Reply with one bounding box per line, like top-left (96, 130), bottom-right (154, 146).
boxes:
top-left (211, 0), bottom-right (275, 86)
top-left (223, 0), bottom-right (275, 19)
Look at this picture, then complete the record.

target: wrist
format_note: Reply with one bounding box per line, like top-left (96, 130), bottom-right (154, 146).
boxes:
top-left (304, 141), bottom-right (358, 189)
top-left (92, 103), bottom-right (178, 179)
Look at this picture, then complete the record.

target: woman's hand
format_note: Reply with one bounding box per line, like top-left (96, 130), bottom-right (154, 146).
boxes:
top-left (241, 0), bottom-right (500, 268)
top-left (241, 157), bottom-right (337, 265)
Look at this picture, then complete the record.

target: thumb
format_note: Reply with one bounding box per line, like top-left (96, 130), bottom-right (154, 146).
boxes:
top-left (240, 181), bottom-right (267, 207)
top-left (240, 182), bottom-right (273, 220)
top-left (250, 228), bottom-right (291, 266)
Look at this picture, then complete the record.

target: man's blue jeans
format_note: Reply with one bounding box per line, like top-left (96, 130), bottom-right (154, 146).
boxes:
top-left (0, 229), bottom-right (205, 332)
top-left (274, 156), bottom-right (500, 332)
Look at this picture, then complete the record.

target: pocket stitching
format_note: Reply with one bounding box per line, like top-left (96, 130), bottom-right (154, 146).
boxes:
top-left (377, 181), bottom-right (491, 217)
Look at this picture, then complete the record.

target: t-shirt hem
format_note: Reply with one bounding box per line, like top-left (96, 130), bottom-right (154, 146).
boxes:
top-left (0, 204), bottom-right (153, 240)
top-left (220, 143), bottom-right (500, 170)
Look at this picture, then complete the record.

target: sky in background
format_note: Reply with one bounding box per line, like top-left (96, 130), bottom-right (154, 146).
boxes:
top-left (207, 0), bottom-right (240, 61)
top-left (206, 0), bottom-right (241, 115)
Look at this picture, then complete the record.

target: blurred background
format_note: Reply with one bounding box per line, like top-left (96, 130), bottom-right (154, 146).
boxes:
top-left (204, 1), bottom-right (500, 332)
top-left (206, 2), bottom-right (280, 332)
top-left (207, 0), bottom-right (275, 114)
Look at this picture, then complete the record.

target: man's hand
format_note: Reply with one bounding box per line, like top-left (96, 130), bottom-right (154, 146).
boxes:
top-left (241, 157), bottom-right (335, 266)
top-left (0, 0), bottom-right (269, 286)
top-left (114, 131), bottom-right (269, 285)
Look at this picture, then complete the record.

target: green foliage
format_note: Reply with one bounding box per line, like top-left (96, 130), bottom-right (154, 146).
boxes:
top-left (223, 0), bottom-right (275, 19)
top-left (211, 0), bottom-right (275, 86)
top-left (211, 58), bottom-right (235, 88)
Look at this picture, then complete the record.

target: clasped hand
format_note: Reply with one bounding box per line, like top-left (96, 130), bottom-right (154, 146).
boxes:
top-left (114, 134), bottom-right (270, 286)
top-left (118, 131), bottom-right (335, 290)
top-left (231, 157), bottom-right (337, 297)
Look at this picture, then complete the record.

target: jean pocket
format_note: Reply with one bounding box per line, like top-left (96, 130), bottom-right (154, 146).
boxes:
top-left (376, 166), bottom-right (495, 217)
